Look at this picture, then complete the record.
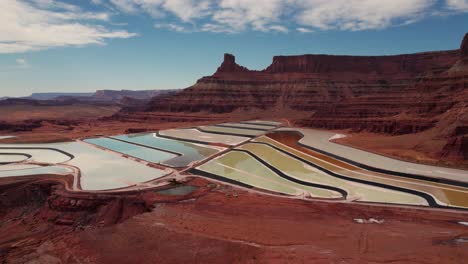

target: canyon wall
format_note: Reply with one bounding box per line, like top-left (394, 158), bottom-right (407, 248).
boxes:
top-left (143, 34), bottom-right (468, 160)
top-left (147, 45), bottom-right (461, 123)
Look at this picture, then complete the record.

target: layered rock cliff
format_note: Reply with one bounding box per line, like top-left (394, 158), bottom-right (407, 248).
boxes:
top-left (143, 33), bottom-right (468, 160)
top-left (146, 49), bottom-right (460, 120)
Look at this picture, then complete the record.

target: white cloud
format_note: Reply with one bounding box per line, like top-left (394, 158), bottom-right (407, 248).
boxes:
top-left (201, 23), bottom-right (236, 33)
top-left (0, 0), bottom-right (137, 54)
top-left (446, 0), bottom-right (468, 11)
top-left (161, 0), bottom-right (212, 22)
top-left (109, 0), bottom-right (139, 14)
top-left (297, 27), bottom-right (313, 33)
top-left (110, 0), bottom-right (212, 21)
top-left (294, 0), bottom-right (436, 31)
top-left (30, 0), bottom-right (80, 12)
top-left (15, 58), bottom-right (31, 69)
top-left (155, 23), bottom-right (187, 32)
top-left (5, 0), bottom-right (462, 42)
top-left (106, 0), bottom-right (449, 33)
top-left (269, 25), bottom-right (288, 33)
top-left (108, 0), bottom-right (286, 32)
top-left (212, 0), bottom-right (286, 32)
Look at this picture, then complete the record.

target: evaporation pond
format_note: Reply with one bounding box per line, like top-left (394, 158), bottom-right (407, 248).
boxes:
top-left (218, 123), bottom-right (273, 131)
top-left (84, 137), bottom-right (177, 163)
top-left (0, 165), bottom-right (73, 178)
top-left (199, 126), bottom-right (263, 137)
top-left (112, 134), bottom-right (220, 167)
top-left (157, 185), bottom-right (198, 196)
top-left (159, 129), bottom-right (250, 146)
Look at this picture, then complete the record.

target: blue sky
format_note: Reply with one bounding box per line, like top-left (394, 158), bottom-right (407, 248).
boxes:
top-left (1, 0), bottom-right (468, 97)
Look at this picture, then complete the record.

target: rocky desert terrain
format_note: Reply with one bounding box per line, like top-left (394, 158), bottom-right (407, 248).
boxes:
top-left (1, 33), bottom-right (467, 264)
top-left (113, 33), bottom-right (468, 168)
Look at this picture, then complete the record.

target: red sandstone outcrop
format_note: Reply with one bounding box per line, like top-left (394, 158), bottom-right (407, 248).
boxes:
top-left (146, 44), bottom-right (461, 122)
top-left (461, 33), bottom-right (468, 58)
top-left (263, 52), bottom-right (458, 75)
top-left (447, 33), bottom-right (468, 74)
top-left (141, 33), bottom-right (467, 161)
top-left (215, 53), bottom-right (250, 74)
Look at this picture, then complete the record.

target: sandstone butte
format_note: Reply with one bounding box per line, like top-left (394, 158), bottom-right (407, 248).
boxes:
top-left (138, 33), bottom-right (468, 162)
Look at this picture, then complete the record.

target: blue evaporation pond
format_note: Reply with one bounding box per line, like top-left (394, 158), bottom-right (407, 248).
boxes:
top-left (84, 137), bottom-right (177, 163)
top-left (0, 165), bottom-right (72, 178)
top-left (112, 134), bottom-right (219, 167)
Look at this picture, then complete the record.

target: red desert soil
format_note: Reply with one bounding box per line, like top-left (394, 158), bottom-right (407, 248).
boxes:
top-left (0, 109), bottom-right (242, 143)
top-left (0, 106), bottom-right (293, 144)
top-left (1, 177), bottom-right (468, 263)
top-left (0, 105), bottom-right (121, 122)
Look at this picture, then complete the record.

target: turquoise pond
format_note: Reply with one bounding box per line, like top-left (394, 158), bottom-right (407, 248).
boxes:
top-left (0, 142), bottom-right (171, 191)
top-left (112, 133), bottom-right (220, 167)
top-left (84, 137), bottom-right (177, 163)
top-left (0, 165), bottom-right (73, 178)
